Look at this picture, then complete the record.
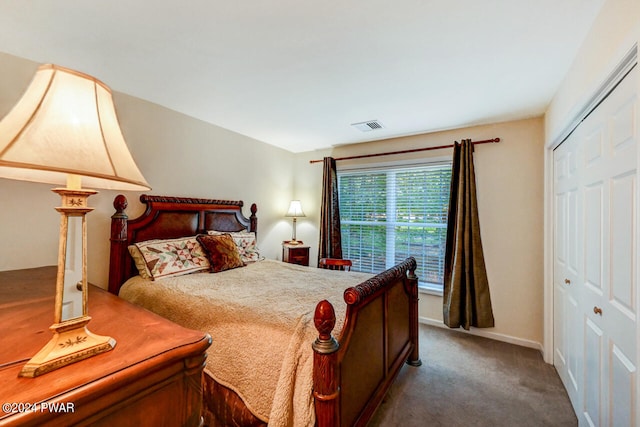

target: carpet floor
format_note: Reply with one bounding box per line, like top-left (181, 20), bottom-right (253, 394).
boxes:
top-left (368, 324), bottom-right (577, 426)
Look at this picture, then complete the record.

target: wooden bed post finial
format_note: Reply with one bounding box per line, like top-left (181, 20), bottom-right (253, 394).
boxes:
top-left (113, 194), bottom-right (128, 214)
top-left (313, 300), bottom-right (338, 353)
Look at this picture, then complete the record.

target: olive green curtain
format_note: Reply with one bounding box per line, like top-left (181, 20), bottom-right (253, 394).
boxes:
top-left (318, 157), bottom-right (343, 262)
top-left (443, 140), bottom-right (494, 330)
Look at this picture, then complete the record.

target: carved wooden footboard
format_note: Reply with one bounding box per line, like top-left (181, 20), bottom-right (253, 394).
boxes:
top-left (313, 257), bottom-right (421, 427)
top-left (108, 195), bottom-right (420, 426)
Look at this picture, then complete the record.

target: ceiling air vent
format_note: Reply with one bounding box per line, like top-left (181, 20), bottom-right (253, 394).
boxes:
top-left (351, 120), bottom-right (384, 132)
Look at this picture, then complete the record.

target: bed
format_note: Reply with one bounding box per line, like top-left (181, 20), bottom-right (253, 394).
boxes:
top-left (108, 194), bottom-right (421, 427)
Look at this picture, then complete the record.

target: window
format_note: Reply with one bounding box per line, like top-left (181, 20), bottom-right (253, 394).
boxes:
top-left (338, 162), bottom-right (452, 291)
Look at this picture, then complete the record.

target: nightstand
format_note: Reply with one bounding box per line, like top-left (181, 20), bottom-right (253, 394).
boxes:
top-left (282, 242), bottom-right (310, 266)
top-left (0, 266), bottom-right (211, 427)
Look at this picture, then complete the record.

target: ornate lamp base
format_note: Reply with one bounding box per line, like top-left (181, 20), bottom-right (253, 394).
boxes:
top-left (19, 316), bottom-right (115, 378)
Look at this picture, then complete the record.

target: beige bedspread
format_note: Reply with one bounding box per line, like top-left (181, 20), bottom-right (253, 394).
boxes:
top-left (119, 259), bottom-right (372, 427)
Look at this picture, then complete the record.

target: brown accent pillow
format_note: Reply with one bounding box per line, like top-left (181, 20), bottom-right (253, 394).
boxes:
top-left (197, 234), bottom-right (245, 273)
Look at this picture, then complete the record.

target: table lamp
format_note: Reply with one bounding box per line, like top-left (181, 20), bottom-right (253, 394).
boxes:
top-left (285, 200), bottom-right (305, 245)
top-left (0, 64), bottom-right (150, 377)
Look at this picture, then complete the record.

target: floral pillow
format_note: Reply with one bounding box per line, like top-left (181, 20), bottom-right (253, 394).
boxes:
top-left (134, 236), bottom-right (210, 280)
top-left (207, 230), bottom-right (260, 263)
top-left (197, 234), bottom-right (245, 273)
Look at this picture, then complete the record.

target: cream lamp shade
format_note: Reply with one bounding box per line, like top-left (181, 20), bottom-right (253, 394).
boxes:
top-left (0, 64), bottom-right (149, 191)
top-left (285, 200), bottom-right (305, 244)
top-left (285, 200), bottom-right (305, 218)
top-left (0, 63), bottom-right (150, 378)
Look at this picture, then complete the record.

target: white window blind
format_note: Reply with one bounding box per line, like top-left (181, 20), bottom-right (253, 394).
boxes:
top-left (338, 162), bottom-right (452, 289)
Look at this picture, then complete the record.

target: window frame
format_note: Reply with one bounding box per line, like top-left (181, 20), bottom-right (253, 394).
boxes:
top-left (337, 157), bottom-right (452, 295)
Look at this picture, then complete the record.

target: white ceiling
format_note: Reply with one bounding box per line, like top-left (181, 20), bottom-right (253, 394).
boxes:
top-left (0, 1), bottom-right (604, 153)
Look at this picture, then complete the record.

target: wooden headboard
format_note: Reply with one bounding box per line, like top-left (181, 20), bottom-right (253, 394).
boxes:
top-left (108, 194), bottom-right (258, 295)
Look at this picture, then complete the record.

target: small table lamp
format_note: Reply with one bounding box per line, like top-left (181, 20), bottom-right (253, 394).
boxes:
top-left (0, 64), bottom-right (150, 377)
top-left (285, 200), bottom-right (305, 245)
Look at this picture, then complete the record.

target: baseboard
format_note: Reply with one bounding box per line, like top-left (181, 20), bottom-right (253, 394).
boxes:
top-left (419, 317), bottom-right (545, 356)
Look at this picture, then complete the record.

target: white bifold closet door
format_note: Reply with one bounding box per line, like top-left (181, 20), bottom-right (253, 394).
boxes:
top-left (554, 64), bottom-right (637, 426)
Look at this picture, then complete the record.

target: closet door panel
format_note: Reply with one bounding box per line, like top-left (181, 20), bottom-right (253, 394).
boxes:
top-left (610, 172), bottom-right (635, 314)
top-left (610, 93), bottom-right (636, 157)
top-left (583, 317), bottom-right (604, 427)
top-left (566, 293), bottom-right (580, 395)
top-left (610, 344), bottom-right (635, 427)
top-left (554, 137), bottom-right (582, 406)
top-left (554, 284), bottom-right (567, 368)
top-left (604, 69), bottom-right (637, 427)
top-left (584, 183), bottom-right (603, 292)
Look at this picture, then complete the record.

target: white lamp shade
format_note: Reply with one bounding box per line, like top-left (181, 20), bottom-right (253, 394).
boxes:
top-left (0, 64), bottom-right (150, 191)
top-left (285, 200), bottom-right (305, 217)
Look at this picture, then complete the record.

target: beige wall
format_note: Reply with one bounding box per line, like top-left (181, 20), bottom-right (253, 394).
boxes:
top-left (0, 54), bottom-right (60, 272)
top-left (294, 117), bottom-right (546, 348)
top-left (546, 0), bottom-right (640, 144)
top-left (0, 53), bottom-right (296, 287)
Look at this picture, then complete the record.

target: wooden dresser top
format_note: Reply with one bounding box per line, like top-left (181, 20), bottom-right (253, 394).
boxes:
top-left (0, 266), bottom-right (211, 416)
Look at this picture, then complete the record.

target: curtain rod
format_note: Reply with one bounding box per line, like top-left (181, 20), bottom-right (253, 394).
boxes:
top-left (309, 137), bottom-right (500, 164)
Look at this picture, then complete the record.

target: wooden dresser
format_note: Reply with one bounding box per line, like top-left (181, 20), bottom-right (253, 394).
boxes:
top-left (0, 266), bottom-right (211, 427)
